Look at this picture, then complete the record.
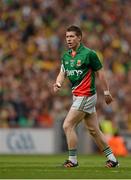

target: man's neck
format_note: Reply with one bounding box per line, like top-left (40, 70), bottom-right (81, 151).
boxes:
top-left (71, 43), bottom-right (80, 52)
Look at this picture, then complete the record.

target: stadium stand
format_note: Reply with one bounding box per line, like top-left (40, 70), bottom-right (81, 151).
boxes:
top-left (0, 0), bottom-right (130, 133)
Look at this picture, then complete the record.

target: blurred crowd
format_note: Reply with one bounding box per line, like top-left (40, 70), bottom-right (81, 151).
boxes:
top-left (0, 0), bottom-right (131, 133)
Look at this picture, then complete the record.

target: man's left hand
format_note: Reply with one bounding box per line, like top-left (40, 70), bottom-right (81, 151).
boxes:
top-left (104, 94), bottom-right (113, 104)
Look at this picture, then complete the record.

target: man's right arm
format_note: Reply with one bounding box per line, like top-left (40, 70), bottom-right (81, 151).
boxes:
top-left (53, 71), bottom-right (66, 93)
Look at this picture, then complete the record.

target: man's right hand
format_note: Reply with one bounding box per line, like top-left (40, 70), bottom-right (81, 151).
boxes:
top-left (53, 82), bottom-right (61, 93)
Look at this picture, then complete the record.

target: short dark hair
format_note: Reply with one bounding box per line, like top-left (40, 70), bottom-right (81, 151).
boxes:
top-left (66, 25), bottom-right (82, 37)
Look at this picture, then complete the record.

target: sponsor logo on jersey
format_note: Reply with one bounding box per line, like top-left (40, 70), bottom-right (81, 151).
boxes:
top-left (77, 60), bottom-right (81, 66)
top-left (66, 69), bottom-right (83, 76)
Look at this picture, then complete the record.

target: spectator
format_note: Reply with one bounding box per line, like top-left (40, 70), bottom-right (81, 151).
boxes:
top-left (0, 0), bottom-right (130, 132)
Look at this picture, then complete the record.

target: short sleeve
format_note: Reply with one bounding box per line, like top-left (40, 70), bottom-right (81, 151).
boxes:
top-left (89, 50), bottom-right (103, 71)
top-left (60, 64), bottom-right (65, 72)
top-left (60, 54), bottom-right (66, 72)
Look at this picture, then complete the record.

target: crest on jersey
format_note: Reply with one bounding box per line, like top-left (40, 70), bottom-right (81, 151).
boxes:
top-left (77, 60), bottom-right (81, 66)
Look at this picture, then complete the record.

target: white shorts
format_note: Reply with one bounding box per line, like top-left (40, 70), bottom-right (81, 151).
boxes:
top-left (71, 94), bottom-right (97, 114)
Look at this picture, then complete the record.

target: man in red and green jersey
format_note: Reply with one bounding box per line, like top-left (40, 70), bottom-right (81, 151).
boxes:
top-left (53, 25), bottom-right (119, 168)
top-left (61, 43), bottom-right (102, 96)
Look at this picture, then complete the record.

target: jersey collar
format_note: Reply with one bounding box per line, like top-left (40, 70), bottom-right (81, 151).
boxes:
top-left (68, 43), bottom-right (84, 55)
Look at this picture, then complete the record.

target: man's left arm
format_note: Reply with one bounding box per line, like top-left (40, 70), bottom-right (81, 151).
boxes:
top-left (96, 68), bottom-right (113, 105)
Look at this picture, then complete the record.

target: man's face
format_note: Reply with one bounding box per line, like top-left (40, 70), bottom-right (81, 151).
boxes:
top-left (66, 31), bottom-right (81, 49)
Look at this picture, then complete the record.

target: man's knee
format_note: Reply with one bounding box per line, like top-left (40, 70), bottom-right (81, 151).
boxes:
top-left (63, 121), bottom-right (71, 133)
top-left (63, 119), bottom-right (75, 133)
top-left (88, 127), bottom-right (98, 136)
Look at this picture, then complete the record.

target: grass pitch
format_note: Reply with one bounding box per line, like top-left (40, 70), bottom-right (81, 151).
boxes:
top-left (0, 154), bottom-right (131, 179)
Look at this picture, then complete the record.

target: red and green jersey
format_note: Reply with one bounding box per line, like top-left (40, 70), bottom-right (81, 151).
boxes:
top-left (61, 43), bottom-right (102, 96)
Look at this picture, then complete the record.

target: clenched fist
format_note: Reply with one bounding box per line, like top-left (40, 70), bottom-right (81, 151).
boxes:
top-left (53, 82), bottom-right (61, 93)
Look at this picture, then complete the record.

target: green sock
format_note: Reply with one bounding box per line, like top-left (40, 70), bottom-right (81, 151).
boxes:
top-left (103, 147), bottom-right (116, 162)
top-left (103, 146), bottom-right (113, 156)
top-left (69, 149), bottom-right (77, 156)
top-left (68, 149), bottom-right (77, 164)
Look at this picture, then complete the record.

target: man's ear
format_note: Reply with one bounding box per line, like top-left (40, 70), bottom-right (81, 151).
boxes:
top-left (78, 35), bottom-right (82, 42)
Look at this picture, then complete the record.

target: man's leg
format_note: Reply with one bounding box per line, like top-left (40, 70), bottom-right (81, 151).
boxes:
top-left (84, 112), bottom-right (119, 167)
top-left (63, 108), bottom-right (85, 166)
